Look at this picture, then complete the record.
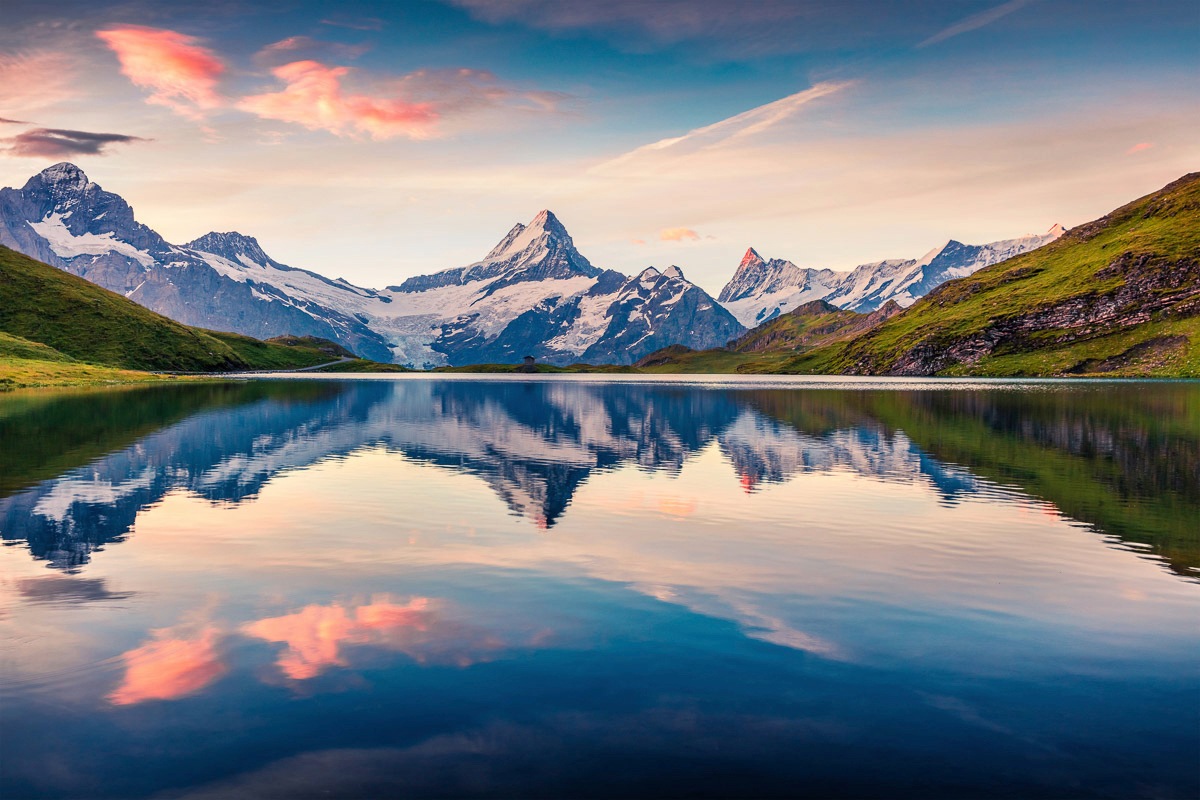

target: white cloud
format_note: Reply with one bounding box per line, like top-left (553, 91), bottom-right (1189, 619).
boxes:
top-left (593, 81), bottom-right (853, 175)
top-left (918, 0), bottom-right (1035, 48)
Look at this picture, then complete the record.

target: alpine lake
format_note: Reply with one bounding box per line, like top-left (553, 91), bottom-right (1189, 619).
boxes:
top-left (1, 375), bottom-right (1197, 799)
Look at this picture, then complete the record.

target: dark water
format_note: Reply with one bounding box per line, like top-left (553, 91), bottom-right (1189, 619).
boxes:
top-left (1, 376), bottom-right (1197, 799)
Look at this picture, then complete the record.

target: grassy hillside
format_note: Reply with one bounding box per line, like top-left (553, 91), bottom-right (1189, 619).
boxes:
top-left (730, 299), bottom-right (902, 353)
top-left (772, 173), bottom-right (1200, 376)
top-left (0, 245), bottom-right (344, 375)
top-left (0, 330), bottom-right (72, 362)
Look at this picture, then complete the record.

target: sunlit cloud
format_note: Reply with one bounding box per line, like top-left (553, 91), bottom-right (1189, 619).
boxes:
top-left (1126, 141), bottom-right (1155, 155)
top-left (4, 128), bottom-right (148, 158)
top-left (108, 625), bottom-right (226, 705)
top-left (0, 51), bottom-right (77, 114)
top-left (917, 0), bottom-right (1035, 48)
top-left (96, 26), bottom-right (225, 119)
top-left (659, 227), bottom-right (700, 242)
top-left (238, 60), bottom-right (440, 140)
top-left (238, 61), bottom-right (565, 140)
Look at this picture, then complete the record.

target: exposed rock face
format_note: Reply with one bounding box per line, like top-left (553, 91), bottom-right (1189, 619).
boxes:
top-left (580, 266), bottom-right (745, 365)
top-left (877, 252), bottom-right (1200, 376)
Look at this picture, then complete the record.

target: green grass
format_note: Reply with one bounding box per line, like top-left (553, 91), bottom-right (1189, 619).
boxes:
top-left (0, 331), bottom-right (73, 362)
top-left (729, 299), bottom-right (898, 355)
top-left (314, 358), bottom-right (412, 373)
top-left (939, 316), bottom-right (1200, 377)
top-left (0, 356), bottom-right (195, 391)
top-left (632, 348), bottom-right (795, 374)
top-left (0, 245), bottom-right (352, 377)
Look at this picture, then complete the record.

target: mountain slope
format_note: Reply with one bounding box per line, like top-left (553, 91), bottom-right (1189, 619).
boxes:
top-left (729, 299), bottom-right (903, 353)
top-left (776, 173), bottom-right (1200, 377)
top-left (0, 245), bottom-right (341, 372)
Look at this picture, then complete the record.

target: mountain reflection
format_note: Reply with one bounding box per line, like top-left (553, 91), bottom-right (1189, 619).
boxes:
top-left (1, 379), bottom-right (1196, 576)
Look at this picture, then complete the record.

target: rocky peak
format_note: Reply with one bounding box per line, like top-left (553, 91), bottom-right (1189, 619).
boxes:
top-left (530, 209), bottom-right (569, 238)
top-left (484, 223), bottom-right (526, 260)
top-left (25, 162), bottom-right (92, 193)
top-left (473, 208), bottom-right (597, 278)
top-left (718, 247), bottom-right (811, 304)
top-left (739, 247), bottom-right (765, 270)
top-left (20, 163), bottom-right (102, 213)
top-left (185, 231), bottom-right (278, 267)
top-left (662, 265), bottom-right (685, 280)
top-left (484, 209), bottom-right (574, 263)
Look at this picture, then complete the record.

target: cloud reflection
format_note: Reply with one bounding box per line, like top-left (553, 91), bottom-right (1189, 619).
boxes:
top-left (109, 625), bottom-right (226, 705)
top-left (241, 596), bottom-right (507, 680)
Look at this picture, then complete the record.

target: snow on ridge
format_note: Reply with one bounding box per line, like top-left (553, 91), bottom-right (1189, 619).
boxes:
top-left (27, 212), bottom-right (156, 267)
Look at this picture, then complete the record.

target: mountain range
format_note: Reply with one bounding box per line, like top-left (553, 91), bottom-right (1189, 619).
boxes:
top-left (642, 172), bottom-right (1199, 377)
top-left (1, 163), bottom-right (1062, 367)
top-left (718, 226), bottom-right (1065, 327)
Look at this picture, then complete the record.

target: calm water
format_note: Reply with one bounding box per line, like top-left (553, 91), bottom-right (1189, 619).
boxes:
top-left (1, 376), bottom-right (1197, 799)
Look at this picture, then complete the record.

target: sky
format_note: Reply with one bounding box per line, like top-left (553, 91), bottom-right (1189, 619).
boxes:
top-left (1, 0), bottom-right (1197, 294)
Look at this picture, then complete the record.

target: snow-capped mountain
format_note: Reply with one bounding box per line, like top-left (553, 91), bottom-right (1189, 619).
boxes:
top-left (0, 163), bottom-right (395, 361)
top-left (719, 226), bottom-right (1065, 327)
top-left (366, 211), bottom-right (742, 366)
top-left (719, 248), bottom-right (841, 327)
top-left (0, 164), bottom-right (741, 367)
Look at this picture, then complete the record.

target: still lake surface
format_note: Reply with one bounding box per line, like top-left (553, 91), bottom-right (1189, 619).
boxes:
top-left (1, 376), bottom-right (1197, 799)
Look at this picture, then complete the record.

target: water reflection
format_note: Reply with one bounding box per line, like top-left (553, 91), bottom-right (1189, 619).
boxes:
top-left (1, 377), bottom-right (1197, 799)
top-left (2, 379), bottom-right (1196, 576)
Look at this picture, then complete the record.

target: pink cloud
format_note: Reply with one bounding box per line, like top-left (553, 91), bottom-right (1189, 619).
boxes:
top-left (242, 597), bottom-right (433, 680)
top-left (659, 226), bottom-right (701, 242)
top-left (1126, 141), bottom-right (1154, 155)
top-left (108, 625), bottom-right (226, 705)
top-left (238, 60), bottom-right (439, 140)
top-left (96, 26), bottom-right (225, 119)
top-left (631, 238), bottom-right (647, 245)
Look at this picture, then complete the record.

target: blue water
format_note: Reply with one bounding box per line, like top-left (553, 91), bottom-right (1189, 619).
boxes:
top-left (1, 377), bottom-right (1197, 798)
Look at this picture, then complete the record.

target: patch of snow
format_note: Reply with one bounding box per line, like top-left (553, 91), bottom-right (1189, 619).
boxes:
top-left (27, 212), bottom-right (155, 267)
